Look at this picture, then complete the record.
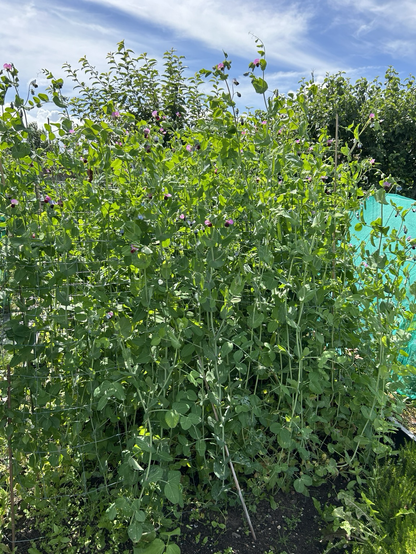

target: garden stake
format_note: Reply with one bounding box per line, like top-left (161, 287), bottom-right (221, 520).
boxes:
top-left (7, 364), bottom-right (15, 551)
top-left (201, 371), bottom-right (257, 541)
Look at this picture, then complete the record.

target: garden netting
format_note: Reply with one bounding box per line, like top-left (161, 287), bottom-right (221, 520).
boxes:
top-left (350, 192), bottom-right (416, 398)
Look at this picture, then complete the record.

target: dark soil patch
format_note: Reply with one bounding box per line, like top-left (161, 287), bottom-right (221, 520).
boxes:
top-left (177, 477), bottom-right (350, 554)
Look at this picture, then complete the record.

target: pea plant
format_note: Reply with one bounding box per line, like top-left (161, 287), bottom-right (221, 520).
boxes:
top-left (0, 45), bottom-right (410, 553)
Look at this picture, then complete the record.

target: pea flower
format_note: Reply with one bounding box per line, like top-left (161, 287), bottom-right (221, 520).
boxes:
top-left (261, 121), bottom-right (267, 125)
top-left (186, 144), bottom-right (192, 152)
top-left (179, 214), bottom-right (185, 219)
top-left (369, 158), bottom-right (375, 165)
top-left (369, 113), bottom-right (375, 119)
top-left (106, 311), bottom-right (114, 319)
top-left (217, 63), bottom-right (224, 70)
top-left (164, 193), bottom-right (172, 199)
top-left (204, 219), bottom-right (213, 227)
top-left (130, 245), bottom-right (138, 253)
top-left (253, 58), bottom-right (260, 66)
top-left (224, 219), bottom-right (234, 227)
top-left (176, 112), bottom-right (181, 117)
top-left (152, 110), bottom-right (158, 117)
top-left (3, 63), bottom-right (12, 70)
top-left (44, 195), bottom-right (52, 204)
top-left (111, 111), bottom-right (120, 118)
top-left (144, 128), bottom-right (150, 138)
top-left (69, 129), bottom-right (74, 134)
top-left (10, 198), bottom-right (18, 207)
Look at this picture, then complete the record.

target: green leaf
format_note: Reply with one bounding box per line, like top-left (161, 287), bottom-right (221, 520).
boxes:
top-left (164, 481), bottom-right (181, 504)
top-left (138, 539), bottom-right (165, 554)
top-left (128, 521), bottom-right (143, 543)
top-left (128, 457), bottom-right (144, 471)
top-left (252, 77), bottom-right (268, 94)
top-left (165, 544), bottom-right (181, 554)
top-left (165, 410), bottom-right (180, 428)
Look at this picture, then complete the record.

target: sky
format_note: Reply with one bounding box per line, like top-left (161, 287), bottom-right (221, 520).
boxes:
top-left (2, 0), bottom-right (416, 125)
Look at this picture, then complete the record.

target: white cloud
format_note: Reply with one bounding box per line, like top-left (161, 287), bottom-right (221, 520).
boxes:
top-left (82, 0), bottom-right (334, 71)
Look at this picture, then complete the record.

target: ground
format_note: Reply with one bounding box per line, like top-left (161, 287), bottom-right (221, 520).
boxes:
top-left (176, 477), bottom-right (349, 554)
top-left (8, 477), bottom-right (349, 554)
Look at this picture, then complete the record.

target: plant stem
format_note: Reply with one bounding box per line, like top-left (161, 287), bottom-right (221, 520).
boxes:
top-left (7, 365), bottom-right (15, 551)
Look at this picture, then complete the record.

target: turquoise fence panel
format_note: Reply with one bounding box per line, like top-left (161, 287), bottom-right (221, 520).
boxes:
top-left (350, 193), bottom-right (416, 397)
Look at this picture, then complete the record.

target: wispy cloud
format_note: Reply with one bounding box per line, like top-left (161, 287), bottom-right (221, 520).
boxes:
top-left (82, 0), bottom-right (335, 71)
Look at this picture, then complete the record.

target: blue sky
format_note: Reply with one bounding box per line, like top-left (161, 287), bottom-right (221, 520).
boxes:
top-left (2, 0), bottom-right (416, 124)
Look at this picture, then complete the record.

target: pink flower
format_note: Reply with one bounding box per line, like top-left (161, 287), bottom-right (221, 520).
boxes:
top-left (176, 112), bottom-right (181, 117)
top-left (261, 120), bottom-right (267, 125)
top-left (204, 219), bottom-right (212, 227)
top-left (111, 111), bottom-right (120, 118)
top-left (106, 311), bottom-right (114, 319)
top-left (217, 63), bottom-right (224, 70)
top-left (369, 113), bottom-right (375, 119)
top-left (69, 129), bottom-right (74, 134)
top-left (369, 158), bottom-right (375, 165)
top-left (152, 110), bottom-right (158, 117)
top-left (186, 144), bottom-right (192, 152)
top-left (224, 219), bottom-right (234, 227)
top-left (253, 58), bottom-right (260, 66)
top-left (44, 195), bottom-right (52, 204)
top-left (10, 198), bottom-right (18, 207)
top-left (179, 214), bottom-right (185, 219)
top-left (144, 128), bottom-right (150, 137)
top-left (160, 127), bottom-right (166, 134)
top-left (164, 193), bottom-right (172, 199)
top-left (3, 63), bottom-right (12, 71)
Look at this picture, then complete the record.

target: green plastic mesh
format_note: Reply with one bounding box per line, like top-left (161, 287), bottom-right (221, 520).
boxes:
top-left (350, 193), bottom-right (416, 397)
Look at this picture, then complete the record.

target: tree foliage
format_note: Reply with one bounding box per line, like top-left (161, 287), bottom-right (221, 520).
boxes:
top-left (301, 67), bottom-right (416, 197)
